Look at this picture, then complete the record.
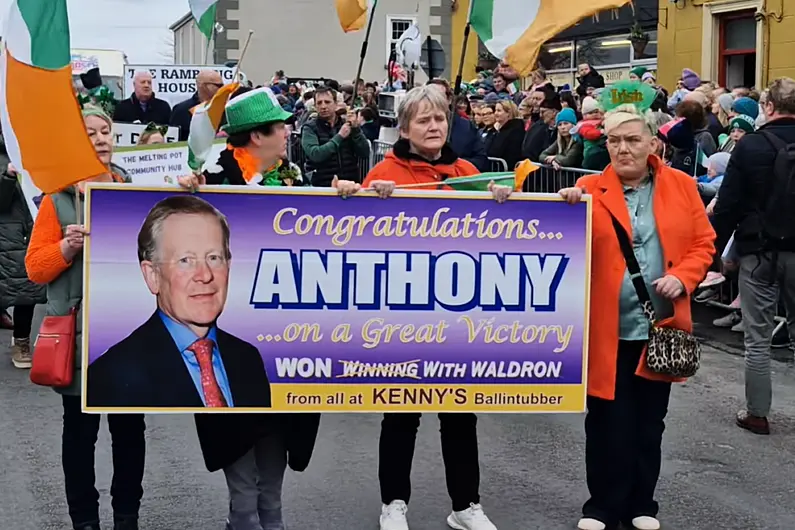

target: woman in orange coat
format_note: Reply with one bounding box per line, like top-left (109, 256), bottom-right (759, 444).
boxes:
top-left (335, 84), bottom-right (511, 530)
top-left (559, 104), bottom-right (715, 530)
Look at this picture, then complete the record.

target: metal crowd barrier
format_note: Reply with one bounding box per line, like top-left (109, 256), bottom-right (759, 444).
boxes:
top-left (487, 157), bottom-right (508, 172)
top-left (287, 131), bottom-right (598, 191)
top-left (525, 164), bottom-right (599, 193)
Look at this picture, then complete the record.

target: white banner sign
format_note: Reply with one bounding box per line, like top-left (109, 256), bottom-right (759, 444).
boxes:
top-left (112, 141), bottom-right (226, 186)
top-left (113, 123), bottom-right (181, 147)
top-left (18, 141), bottom-right (227, 218)
top-left (124, 65), bottom-right (236, 107)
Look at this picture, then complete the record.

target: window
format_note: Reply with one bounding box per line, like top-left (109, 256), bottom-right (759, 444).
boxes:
top-left (387, 16), bottom-right (418, 63)
top-left (539, 42), bottom-right (574, 71)
top-left (719, 12), bottom-right (756, 88)
top-left (632, 30), bottom-right (658, 63)
top-left (576, 35), bottom-right (631, 68)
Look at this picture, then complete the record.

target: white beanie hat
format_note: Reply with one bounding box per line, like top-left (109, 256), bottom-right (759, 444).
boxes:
top-left (581, 96), bottom-right (600, 115)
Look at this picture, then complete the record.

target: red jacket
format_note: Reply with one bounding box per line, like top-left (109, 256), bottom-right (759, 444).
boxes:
top-left (576, 156), bottom-right (715, 400)
top-left (363, 139), bottom-right (478, 189)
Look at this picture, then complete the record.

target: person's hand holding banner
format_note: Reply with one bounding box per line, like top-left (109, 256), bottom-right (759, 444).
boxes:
top-left (488, 181), bottom-right (512, 203)
top-left (177, 171), bottom-right (206, 193)
top-left (332, 175), bottom-right (360, 198)
top-left (368, 180), bottom-right (395, 199)
top-left (60, 224), bottom-right (88, 261)
top-left (559, 186), bottom-right (584, 205)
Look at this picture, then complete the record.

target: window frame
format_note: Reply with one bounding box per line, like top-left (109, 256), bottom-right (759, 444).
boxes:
top-left (539, 32), bottom-right (658, 88)
top-left (386, 15), bottom-right (419, 65)
top-left (718, 11), bottom-right (756, 86)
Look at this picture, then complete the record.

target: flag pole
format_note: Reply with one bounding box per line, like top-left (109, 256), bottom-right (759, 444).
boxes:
top-left (453, 0), bottom-right (476, 98)
top-left (203, 28), bottom-right (214, 65)
top-left (233, 30), bottom-right (255, 83)
top-left (352, 0), bottom-right (379, 101)
top-left (446, 0), bottom-right (476, 142)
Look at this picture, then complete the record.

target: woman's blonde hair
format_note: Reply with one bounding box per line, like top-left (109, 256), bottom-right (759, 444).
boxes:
top-left (495, 99), bottom-right (520, 119)
top-left (603, 104), bottom-right (658, 136)
top-left (397, 85), bottom-right (449, 132)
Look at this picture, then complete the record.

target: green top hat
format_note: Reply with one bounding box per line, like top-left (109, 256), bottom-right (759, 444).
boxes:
top-left (222, 87), bottom-right (293, 134)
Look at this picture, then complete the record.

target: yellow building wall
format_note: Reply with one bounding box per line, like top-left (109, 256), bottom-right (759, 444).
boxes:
top-left (451, 0), bottom-right (480, 83)
top-left (658, 0), bottom-right (795, 90)
top-left (657, 2), bottom-right (703, 91)
top-left (768, 4), bottom-right (795, 81)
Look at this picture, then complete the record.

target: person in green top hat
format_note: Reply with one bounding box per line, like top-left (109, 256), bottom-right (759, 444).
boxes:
top-left (181, 86), bottom-right (303, 189)
top-left (178, 86), bottom-right (320, 530)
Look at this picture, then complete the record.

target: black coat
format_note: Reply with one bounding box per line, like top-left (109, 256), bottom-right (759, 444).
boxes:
top-left (521, 119), bottom-right (556, 165)
top-left (576, 68), bottom-right (605, 99)
top-left (113, 93), bottom-right (172, 125)
top-left (170, 92), bottom-right (200, 141)
top-left (86, 312), bottom-right (272, 408)
top-left (713, 117), bottom-right (795, 256)
top-left (0, 174), bottom-right (45, 308)
top-left (488, 118), bottom-right (526, 171)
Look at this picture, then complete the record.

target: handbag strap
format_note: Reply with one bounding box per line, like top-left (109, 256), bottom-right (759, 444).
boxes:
top-left (610, 215), bottom-right (658, 322)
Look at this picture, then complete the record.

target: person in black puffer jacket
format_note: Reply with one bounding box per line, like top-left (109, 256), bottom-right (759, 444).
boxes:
top-left (0, 131), bottom-right (45, 369)
top-left (488, 100), bottom-right (526, 170)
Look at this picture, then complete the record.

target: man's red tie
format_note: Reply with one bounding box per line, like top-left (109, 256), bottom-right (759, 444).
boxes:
top-left (187, 338), bottom-right (227, 408)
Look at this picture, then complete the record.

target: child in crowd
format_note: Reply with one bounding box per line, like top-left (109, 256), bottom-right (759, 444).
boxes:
top-left (572, 96), bottom-right (609, 171)
top-left (540, 107), bottom-right (582, 168)
top-left (697, 152), bottom-right (731, 204)
top-left (720, 114), bottom-right (756, 152)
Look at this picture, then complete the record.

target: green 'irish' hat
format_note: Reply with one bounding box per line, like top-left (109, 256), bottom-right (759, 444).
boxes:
top-left (222, 87), bottom-right (293, 134)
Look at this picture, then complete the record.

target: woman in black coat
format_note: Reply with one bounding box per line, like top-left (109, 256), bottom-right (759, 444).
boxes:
top-left (0, 132), bottom-right (45, 369)
top-left (488, 100), bottom-right (527, 170)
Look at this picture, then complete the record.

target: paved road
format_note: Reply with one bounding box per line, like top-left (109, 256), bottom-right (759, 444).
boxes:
top-left (1, 307), bottom-right (794, 530)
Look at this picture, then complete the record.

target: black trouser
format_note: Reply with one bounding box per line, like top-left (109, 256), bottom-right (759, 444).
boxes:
top-left (583, 341), bottom-right (672, 528)
top-left (378, 413), bottom-right (480, 512)
top-left (62, 395), bottom-right (146, 527)
top-left (12, 304), bottom-right (35, 339)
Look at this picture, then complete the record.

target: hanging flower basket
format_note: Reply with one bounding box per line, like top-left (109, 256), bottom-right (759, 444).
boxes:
top-left (631, 35), bottom-right (649, 57)
top-left (629, 22), bottom-right (649, 57)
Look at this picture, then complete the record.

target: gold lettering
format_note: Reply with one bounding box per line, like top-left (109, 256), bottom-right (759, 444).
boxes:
top-left (272, 207), bottom-right (297, 236)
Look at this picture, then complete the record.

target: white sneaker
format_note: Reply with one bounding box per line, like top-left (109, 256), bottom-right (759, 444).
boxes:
top-left (380, 500), bottom-right (409, 530)
top-left (577, 518), bottom-right (606, 530)
top-left (632, 516), bottom-right (660, 530)
top-left (447, 503), bottom-right (497, 530)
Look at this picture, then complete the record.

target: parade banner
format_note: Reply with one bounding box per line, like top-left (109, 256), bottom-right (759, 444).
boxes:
top-left (82, 186), bottom-right (592, 413)
top-left (124, 65), bottom-right (236, 107)
top-left (111, 141), bottom-right (226, 186)
top-left (113, 123), bottom-right (181, 147)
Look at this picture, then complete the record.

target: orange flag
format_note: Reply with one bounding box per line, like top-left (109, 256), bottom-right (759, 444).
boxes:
top-left (336, 0), bottom-right (368, 33)
top-left (472, 0), bottom-right (631, 77)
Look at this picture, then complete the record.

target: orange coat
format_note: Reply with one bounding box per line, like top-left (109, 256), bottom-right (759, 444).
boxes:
top-left (363, 142), bottom-right (478, 189)
top-left (577, 156), bottom-right (715, 400)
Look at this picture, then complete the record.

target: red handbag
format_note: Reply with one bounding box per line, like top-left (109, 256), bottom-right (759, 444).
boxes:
top-left (30, 307), bottom-right (78, 388)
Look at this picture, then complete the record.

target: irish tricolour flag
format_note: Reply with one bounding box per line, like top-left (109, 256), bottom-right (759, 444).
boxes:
top-left (0, 0), bottom-right (107, 208)
top-left (471, 0), bottom-right (630, 76)
top-left (190, 0), bottom-right (218, 39)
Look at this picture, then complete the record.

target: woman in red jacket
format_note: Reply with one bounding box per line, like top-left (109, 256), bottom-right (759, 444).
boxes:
top-left (560, 104), bottom-right (715, 530)
top-left (335, 84), bottom-right (511, 530)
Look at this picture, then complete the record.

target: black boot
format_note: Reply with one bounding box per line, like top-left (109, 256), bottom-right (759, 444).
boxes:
top-left (74, 525), bottom-right (101, 530)
top-left (114, 519), bottom-right (138, 530)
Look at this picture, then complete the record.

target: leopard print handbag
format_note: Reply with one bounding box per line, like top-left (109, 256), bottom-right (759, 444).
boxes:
top-left (641, 300), bottom-right (701, 378)
top-left (611, 217), bottom-right (701, 378)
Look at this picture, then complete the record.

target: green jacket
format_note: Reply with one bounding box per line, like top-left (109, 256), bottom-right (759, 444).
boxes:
top-left (48, 189), bottom-right (84, 396)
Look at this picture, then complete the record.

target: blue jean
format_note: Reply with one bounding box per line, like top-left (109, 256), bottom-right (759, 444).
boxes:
top-left (223, 431), bottom-right (288, 530)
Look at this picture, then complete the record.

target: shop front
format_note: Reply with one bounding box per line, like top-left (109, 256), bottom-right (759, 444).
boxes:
top-left (657, 0), bottom-right (795, 92)
top-left (538, 31), bottom-right (658, 91)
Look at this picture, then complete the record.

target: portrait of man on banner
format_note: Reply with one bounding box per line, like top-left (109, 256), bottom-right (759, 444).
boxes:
top-left (86, 194), bottom-right (272, 409)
